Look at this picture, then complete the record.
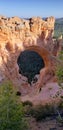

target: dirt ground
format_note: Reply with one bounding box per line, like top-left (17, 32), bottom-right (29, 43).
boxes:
top-left (27, 116), bottom-right (63, 130)
top-left (21, 82), bottom-right (63, 130)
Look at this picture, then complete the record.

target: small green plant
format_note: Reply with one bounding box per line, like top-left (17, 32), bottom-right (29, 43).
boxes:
top-left (56, 114), bottom-right (63, 123)
top-left (56, 66), bottom-right (63, 84)
top-left (0, 81), bottom-right (28, 130)
top-left (22, 100), bottom-right (33, 106)
top-left (56, 110), bottom-right (63, 123)
top-left (58, 100), bottom-right (63, 109)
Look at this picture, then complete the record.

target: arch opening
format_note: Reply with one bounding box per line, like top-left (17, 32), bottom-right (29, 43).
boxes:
top-left (17, 50), bottom-right (45, 84)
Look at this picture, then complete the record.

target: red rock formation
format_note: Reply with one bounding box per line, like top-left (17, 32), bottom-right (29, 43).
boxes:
top-left (0, 15), bottom-right (58, 95)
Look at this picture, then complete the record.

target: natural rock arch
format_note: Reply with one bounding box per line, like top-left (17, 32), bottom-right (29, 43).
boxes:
top-left (17, 45), bottom-right (51, 85)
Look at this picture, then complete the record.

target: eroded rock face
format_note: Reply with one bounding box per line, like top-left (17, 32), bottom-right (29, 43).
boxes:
top-left (0, 16), bottom-right (55, 48)
top-left (0, 15), bottom-right (59, 95)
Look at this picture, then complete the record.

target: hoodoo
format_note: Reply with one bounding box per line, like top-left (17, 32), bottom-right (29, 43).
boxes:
top-left (0, 16), bottom-right (60, 95)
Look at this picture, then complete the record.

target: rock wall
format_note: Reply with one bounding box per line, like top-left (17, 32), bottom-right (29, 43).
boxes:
top-left (0, 16), bottom-right (58, 95)
top-left (0, 16), bottom-right (55, 49)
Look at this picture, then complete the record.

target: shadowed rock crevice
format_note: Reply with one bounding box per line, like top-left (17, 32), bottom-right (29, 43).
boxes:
top-left (17, 50), bottom-right (45, 84)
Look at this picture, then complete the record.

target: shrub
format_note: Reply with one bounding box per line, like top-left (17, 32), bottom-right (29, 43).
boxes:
top-left (56, 114), bottom-right (63, 123)
top-left (22, 101), bottom-right (33, 107)
top-left (58, 100), bottom-right (63, 110)
top-left (0, 81), bottom-right (28, 130)
top-left (56, 51), bottom-right (63, 85)
top-left (56, 101), bottom-right (63, 124)
top-left (28, 104), bottom-right (55, 121)
top-left (56, 66), bottom-right (63, 84)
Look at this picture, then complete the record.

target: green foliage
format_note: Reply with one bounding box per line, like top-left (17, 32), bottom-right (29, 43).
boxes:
top-left (56, 51), bottom-right (63, 84)
top-left (0, 81), bottom-right (28, 130)
top-left (54, 22), bottom-right (63, 38)
top-left (56, 114), bottom-right (63, 123)
top-left (22, 101), bottom-right (33, 107)
top-left (26, 103), bottom-right (63, 122)
top-left (56, 67), bottom-right (63, 83)
top-left (56, 103), bottom-right (63, 124)
top-left (59, 51), bottom-right (63, 60)
top-left (28, 104), bottom-right (55, 121)
top-left (58, 100), bottom-right (63, 110)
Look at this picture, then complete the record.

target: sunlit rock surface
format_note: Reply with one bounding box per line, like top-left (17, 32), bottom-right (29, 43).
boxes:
top-left (0, 15), bottom-right (62, 95)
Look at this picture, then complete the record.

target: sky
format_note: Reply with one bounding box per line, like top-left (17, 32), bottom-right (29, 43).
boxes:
top-left (0, 0), bottom-right (63, 18)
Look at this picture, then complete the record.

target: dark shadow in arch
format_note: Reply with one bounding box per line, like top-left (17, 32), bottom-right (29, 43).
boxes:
top-left (17, 50), bottom-right (45, 84)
